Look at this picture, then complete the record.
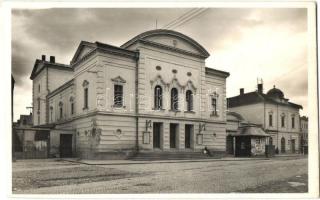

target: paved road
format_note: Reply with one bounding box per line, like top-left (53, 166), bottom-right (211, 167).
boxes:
top-left (13, 157), bottom-right (307, 194)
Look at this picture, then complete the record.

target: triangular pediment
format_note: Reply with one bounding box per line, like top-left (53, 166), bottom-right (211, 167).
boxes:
top-left (111, 76), bottom-right (126, 83)
top-left (70, 41), bottom-right (96, 64)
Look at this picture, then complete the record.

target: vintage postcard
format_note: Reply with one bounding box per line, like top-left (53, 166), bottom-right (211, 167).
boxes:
top-left (5, 1), bottom-right (319, 199)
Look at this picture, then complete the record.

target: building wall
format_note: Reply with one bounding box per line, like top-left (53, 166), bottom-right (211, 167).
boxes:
top-left (228, 103), bottom-right (264, 125)
top-left (32, 69), bottom-right (47, 126)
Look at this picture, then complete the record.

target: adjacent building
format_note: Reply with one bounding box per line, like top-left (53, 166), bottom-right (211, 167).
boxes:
top-left (227, 84), bottom-right (303, 154)
top-left (30, 29), bottom-right (230, 159)
top-left (300, 116), bottom-right (308, 154)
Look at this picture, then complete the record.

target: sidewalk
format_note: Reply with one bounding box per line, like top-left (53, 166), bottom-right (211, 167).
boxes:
top-left (61, 153), bottom-right (306, 166)
top-left (62, 156), bottom-right (271, 166)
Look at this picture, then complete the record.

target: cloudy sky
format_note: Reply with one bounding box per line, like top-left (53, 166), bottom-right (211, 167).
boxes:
top-left (12, 8), bottom-right (308, 121)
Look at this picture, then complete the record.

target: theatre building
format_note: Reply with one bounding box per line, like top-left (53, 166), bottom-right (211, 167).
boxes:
top-left (30, 29), bottom-right (230, 159)
top-left (227, 84), bottom-right (303, 154)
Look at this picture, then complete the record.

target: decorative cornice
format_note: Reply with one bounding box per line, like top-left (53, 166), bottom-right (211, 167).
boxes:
top-left (111, 76), bottom-right (126, 84)
top-left (205, 67), bottom-right (230, 78)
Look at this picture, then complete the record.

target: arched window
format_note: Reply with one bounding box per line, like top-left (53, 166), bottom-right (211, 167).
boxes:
top-left (186, 90), bottom-right (193, 111)
top-left (171, 88), bottom-right (178, 111)
top-left (154, 85), bottom-right (162, 110)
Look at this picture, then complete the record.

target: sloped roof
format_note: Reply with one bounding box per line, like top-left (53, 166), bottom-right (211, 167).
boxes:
top-left (30, 59), bottom-right (72, 80)
top-left (230, 125), bottom-right (270, 137)
top-left (228, 91), bottom-right (302, 109)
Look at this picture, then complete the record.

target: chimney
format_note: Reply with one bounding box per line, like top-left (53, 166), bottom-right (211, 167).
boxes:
top-left (258, 83), bottom-right (263, 93)
top-left (41, 55), bottom-right (46, 61)
top-left (49, 56), bottom-right (55, 63)
top-left (240, 88), bottom-right (244, 95)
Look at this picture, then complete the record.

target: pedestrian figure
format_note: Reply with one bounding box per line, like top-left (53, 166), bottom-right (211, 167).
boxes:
top-left (203, 146), bottom-right (212, 157)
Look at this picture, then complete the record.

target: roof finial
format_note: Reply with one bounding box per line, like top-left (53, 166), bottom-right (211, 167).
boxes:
top-left (273, 85), bottom-right (276, 88)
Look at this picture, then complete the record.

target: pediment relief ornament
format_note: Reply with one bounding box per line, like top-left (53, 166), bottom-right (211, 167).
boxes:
top-left (111, 76), bottom-right (126, 84)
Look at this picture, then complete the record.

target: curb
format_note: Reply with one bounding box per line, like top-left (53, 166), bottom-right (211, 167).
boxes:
top-left (61, 157), bottom-right (272, 166)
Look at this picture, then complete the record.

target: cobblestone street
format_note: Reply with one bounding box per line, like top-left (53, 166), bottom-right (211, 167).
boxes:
top-left (12, 157), bottom-right (307, 194)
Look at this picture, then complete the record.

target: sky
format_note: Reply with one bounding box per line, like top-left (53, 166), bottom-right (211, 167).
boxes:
top-left (11, 8), bottom-right (308, 121)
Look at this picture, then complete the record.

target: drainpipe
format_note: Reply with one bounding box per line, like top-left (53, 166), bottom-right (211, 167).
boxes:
top-left (135, 51), bottom-right (140, 153)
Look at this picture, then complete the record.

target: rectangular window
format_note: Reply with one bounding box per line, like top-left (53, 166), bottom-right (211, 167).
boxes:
top-left (114, 85), bottom-right (123, 107)
top-left (281, 116), bottom-right (285, 127)
top-left (269, 114), bottom-right (273, 127)
top-left (71, 102), bottom-right (74, 115)
top-left (212, 98), bottom-right (217, 115)
top-left (292, 117), bottom-right (295, 128)
top-left (37, 99), bottom-right (40, 111)
top-left (84, 88), bottom-right (88, 109)
top-left (60, 107), bottom-right (63, 119)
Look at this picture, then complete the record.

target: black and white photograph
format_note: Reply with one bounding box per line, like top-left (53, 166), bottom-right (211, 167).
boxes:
top-left (5, 1), bottom-right (318, 198)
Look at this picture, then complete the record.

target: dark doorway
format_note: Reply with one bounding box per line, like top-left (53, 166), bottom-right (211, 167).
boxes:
top-left (170, 124), bottom-right (178, 148)
top-left (235, 136), bottom-right (251, 157)
top-left (226, 135), bottom-right (234, 155)
top-left (153, 123), bottom-right (161, 149)
top-left (281, 137), bottom-right (286, 153)
top-left (185, 124), bottom-right (193, 149)
top-left (291, 139), bottom-right (295, 153)
top-left (60, 134), bottom-right (73, 158)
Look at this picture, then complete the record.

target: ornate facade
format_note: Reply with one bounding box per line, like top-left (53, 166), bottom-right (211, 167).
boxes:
top-left (30, 30), bottom-right (230, 159)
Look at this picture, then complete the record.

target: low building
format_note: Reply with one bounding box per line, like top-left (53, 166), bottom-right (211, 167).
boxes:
top-left (227, 84), bottom-right (303, 154)
top-left (226, 112), bottom-right (271, 157)
top-left (13, 113), bottom-right (50, 159)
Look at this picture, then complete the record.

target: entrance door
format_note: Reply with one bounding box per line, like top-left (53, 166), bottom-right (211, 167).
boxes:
top-left (235, 136), bottom-right (251, 157)
top-left (291, 139), bottom-right (296, 153)
top-left (170, 124), bottom-right (178, 148)
top-left (281, 137), bottom-right (286, 153)
top-left (60, 134), bottom-right (73, 158)
top-left (153, 123), bottom-right (161, 149)
top-left (185, 125), bottom-right (193, 149)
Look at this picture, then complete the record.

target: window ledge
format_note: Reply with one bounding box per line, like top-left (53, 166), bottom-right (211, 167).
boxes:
top-left (83, 107), bottom-right (89, 111)
top-left (112, 105), bottom-right (126, 109)
top-left (169, 109), bottom-right (181, 113)
top-left (152, 108), bottom-right (165, 111)
top-left (184, 111), bottom-right (195, 114)
top-left (210, 112), bottom-right (219, 117)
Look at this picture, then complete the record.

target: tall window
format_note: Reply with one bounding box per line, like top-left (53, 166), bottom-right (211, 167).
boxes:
top-left (292, 116), bottom-right (295, 128)
top-left (59, 102), bottom-right (63, 119)
top-left (186, 90), bottom-right (193, 111)
top-left (154, 86), bottom-right (162, 110)
top-left (37, 98), bottom-right (40, 111)
top-left (269, 114), bottom-right (273, 127)
top-left (171, 88), bottom-right (178, 111)
top-left (50, 106), bottom-right (53, 122)
top-left (71, 102), bottom-right (74, 115)
top-left (83, 80), bottom-right (89, 109)
top-left (38, 84), bottom-right (40, 93)
top-left (84, 88), bottom-right (88, 109)
top-left (114, 85), bottom-right (123, 107)
top-left (211, 98), bottom-right (217, 115)
top-left (281, 115), bottom-right (285, 127)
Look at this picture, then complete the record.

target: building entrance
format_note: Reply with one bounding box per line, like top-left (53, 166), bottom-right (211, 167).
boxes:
top-left (153, 123), bottom-right (162, 149)
top-left (185, 124), bottom-right (193, 149)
